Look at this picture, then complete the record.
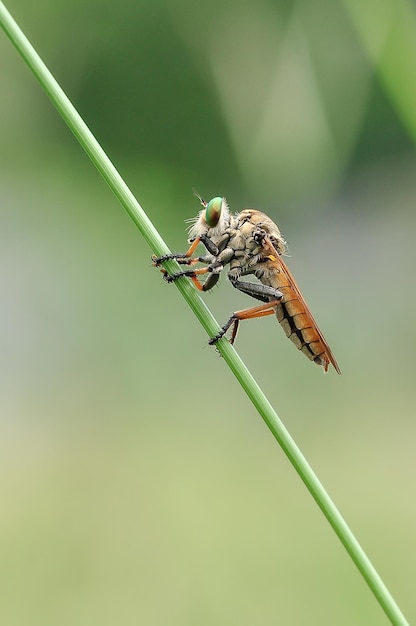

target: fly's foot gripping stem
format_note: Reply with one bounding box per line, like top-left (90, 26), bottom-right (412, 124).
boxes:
top-left (162, 268), bottom-right (202, 283)
top-left (152, 237), bottom-right (203, 269)
top-left (152, 249), bottom-right (208, 287)
top-left (209, 315), bottom-right (240, 346)
top-left (154, 262), bottom-right (215, 292)
top-left (152, 253), bottom-right (193, 267)
top-left (209, 300), bottom-right (281, 346)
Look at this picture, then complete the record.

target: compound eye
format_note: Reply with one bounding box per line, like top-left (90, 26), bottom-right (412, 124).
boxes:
top-left (205, 197), bottom-right (223, 227)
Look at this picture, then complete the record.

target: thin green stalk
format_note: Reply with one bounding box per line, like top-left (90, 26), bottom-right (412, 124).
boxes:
top-left (0, 4), bottom-right (409, 625)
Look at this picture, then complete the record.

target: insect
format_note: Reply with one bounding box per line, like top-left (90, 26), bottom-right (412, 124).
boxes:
top-left (152, 195), bottom-right (341, 373)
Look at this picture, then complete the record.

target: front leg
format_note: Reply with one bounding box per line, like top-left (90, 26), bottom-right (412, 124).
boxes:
top-left (152, 237), bottom-right (203, 267)
top-left (152, 235), bottom-right (219, 268)
top-left (153, 232), bottom-right (229, 291)
top-left (161, 262), bottom-right (222, 291)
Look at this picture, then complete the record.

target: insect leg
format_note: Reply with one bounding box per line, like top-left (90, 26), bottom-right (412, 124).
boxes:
top-left (208, 276), bottom-right (284, 345)
top-left (230, 278), bottom-right (283, 303)
top-left (199, 234), bottom-right (220, 256)
top-left (152, 237), bottom-right (203, 267)
top-left (152, 234), bottom-right (220, 267)
top-left (209, 300), bottom-right (281, 345)
top-left (161, 265), bottom-right (221, 291)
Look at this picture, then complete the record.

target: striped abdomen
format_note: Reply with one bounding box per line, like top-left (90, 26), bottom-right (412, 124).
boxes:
top-left (274, 287), bottom-right (330, 369)
top-left (264, 259), bottom-right (340, 373)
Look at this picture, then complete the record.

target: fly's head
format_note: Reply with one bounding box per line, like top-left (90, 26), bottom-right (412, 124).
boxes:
top-left (187, 195), bottom-right (231, 242)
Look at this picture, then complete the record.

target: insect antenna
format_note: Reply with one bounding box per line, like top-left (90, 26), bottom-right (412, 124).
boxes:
top-left (192, 188), bottom-right (207, 208)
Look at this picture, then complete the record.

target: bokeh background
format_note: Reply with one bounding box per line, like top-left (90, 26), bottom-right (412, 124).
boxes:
top-left (1, 1), bottom-right (416, 624)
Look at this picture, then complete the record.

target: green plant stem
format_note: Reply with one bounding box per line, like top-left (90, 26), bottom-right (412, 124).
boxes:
top-left (0, 4), bottom-right (409, 625)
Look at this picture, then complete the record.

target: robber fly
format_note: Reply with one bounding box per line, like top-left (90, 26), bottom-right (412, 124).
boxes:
top-left (152, 195), bottom-right (341, 373)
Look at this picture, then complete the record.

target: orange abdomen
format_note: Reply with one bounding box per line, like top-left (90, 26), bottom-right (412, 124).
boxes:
top-left (274, 285), bottom-right (329, 367)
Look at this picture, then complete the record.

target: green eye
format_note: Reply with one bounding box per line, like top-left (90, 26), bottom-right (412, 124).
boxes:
top-left (205, 197), bottom-right (223, 227)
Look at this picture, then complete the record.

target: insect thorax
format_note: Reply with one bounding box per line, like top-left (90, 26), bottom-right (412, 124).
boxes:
top-left (236, 209), bottom-right (287, 255)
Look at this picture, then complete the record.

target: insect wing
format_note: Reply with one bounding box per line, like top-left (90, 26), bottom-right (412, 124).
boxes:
top-left (264, 235), bottom-right (341, 374)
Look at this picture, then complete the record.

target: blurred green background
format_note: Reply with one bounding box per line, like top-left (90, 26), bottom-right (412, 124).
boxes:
top-left (1, 1), bottom-right (416, 624)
